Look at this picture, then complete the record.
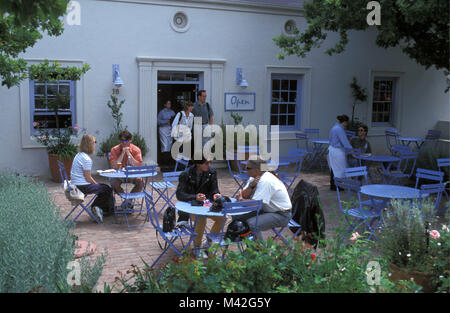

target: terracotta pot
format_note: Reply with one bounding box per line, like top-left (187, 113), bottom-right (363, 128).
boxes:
top-left (48, 153), bottom-right (74, 183)
top-left (388, 263), bottom-right (435, 293)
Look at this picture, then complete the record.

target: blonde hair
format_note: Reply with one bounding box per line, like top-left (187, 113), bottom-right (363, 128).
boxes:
top-left (79, 134), bottom-right (95, 155)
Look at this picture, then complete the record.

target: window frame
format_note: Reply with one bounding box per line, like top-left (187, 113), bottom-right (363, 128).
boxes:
top-left (29, 79), bottom-right (77, 135)
top-left (371, 77), bottom-right (395, 127)
top-left (270, 74), bottom-right (302, 131)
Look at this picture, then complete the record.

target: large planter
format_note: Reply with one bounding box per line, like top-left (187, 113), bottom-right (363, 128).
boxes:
top-left (388, 263), bottom-right (435, 293)
top-left (48, 154), bottom-right (74, 183)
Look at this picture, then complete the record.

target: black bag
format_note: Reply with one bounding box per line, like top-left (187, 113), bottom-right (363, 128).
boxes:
top-left (162, 206), bottom-right (176, 232)
top-left (290, 180), bottom-right (326, 248)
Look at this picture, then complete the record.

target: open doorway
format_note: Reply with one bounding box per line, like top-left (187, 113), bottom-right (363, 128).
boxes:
top-left (157, 71), bottom-right (201, 170)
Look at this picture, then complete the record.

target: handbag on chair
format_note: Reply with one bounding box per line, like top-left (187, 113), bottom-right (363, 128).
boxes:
top-left (64, 180), bottom-right (85, 203)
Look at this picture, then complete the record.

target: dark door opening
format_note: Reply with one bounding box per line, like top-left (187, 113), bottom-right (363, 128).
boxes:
top-left (157, 83), bottom-right (198, 170)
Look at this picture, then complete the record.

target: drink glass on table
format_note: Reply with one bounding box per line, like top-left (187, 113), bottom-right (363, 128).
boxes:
top-left (117, 162), bottom-right (122, 170)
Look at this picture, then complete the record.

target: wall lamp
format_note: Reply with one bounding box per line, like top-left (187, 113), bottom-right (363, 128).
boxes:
top-left (236, 67), bottom-right (248, 88)
top-left (113, 64), bottom-right (124, 88)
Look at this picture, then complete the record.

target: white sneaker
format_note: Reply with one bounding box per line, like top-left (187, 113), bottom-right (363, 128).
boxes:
top-left (176, 220), bottom-right (189, 228)
top-left (93, 206), bottom-right (103, 223)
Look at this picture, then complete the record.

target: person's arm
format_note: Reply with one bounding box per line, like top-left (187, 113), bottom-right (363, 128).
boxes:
top-left (338, 127), bottom-right (352, 149)
top-left (240, 176), bottom-right (260, 199)
top-left (171, 112), bottom-right (180, 129)
top-left (127, 146), bottom-right (142, 166)
top-left (83, 170), bottom-right (97, 184)
top-left (176, 172), bottom-right (196, 202)
top-left (111, 148), bottom-right (125, 169)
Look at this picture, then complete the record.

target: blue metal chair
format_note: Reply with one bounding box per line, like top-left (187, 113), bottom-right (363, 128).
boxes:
top-left (204, 200), bottom-right (262, 259)
top-left (418, 183), bottom-right (445, 216)
top-left (304, 128), bottom-right (320, 139)
top-left (334, 177), bottom-right (382, 242)
top-left (344, 166), bottom-right (384, 211)
top-left (57, 160), bottom-right (100, 225)
top-left (150, 171), bottom-right (182, 215)
top-left (345, 130), bottom-right (356, 140)
top-left (277, 147), bottom-right (307, 194)
top-left (385, 128), bottom-right (399, 154)
top-left (114, 165), bottom-right (157, 230)
top-left (174, 155), bottom-right (189, 172)
top-left (145, 192), bottom-right (196, 268)
top-left (415, 168), bottom-right (444, 187)
top-left (437, 158), bottom-right (450, 200)
top-left (383, 151), bottom-right (418, 185)
top-left (226, 151), bottom-right (249, 197)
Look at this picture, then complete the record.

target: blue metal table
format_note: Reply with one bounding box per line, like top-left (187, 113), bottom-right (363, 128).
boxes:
top-left (360, 184), bottom-right (428, 211)
top-left (397, 136), bottom-right (425, 150)
top-left (306, 138), bottom-right (329, 170)
top-left (354, 154), bottom-right (400, 183)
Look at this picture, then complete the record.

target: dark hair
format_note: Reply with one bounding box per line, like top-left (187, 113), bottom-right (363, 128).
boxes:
top-left (193, 156), bottom-right (210, 165)
top-left (183, 100), bottom-right (193, 109)
top-left (197, 90), bottom-right (206, 98)
top-left (336, 115), bottom-right (349, 123)
top-left (118, 129), bottom-right (132, 140)
top-left (359, 125), bottom-right (368, 133)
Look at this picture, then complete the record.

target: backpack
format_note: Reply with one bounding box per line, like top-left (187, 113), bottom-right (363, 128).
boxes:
top-left (162, 206), bottom-right (176, 232)
top-left (290, 179), bottom-right (326, 248)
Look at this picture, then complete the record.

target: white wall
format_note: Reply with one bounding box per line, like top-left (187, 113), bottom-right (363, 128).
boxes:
top-left (0, 0), bottom-right (448, 176)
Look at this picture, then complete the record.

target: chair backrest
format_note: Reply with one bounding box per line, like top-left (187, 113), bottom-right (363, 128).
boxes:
top-left (385, 128), bottom-right (399, 153)
top-left (226, 151), bottom-right (246, 175)
top-left (437, 158), bottom-right (450, 169)
top-left (397, 151), bottom-right (419, 177)
top-left (419, 183), bottom-right (445, 214)
top-left (174, 155), bottom-right (189, 172)
top-left (344, 166), bottom-right (370, 185)
top-left (391, 144), bottom-right (411, 156)
top-left (334, 177), bottom-right (362, 213)
top-left (304, 128), bottom-right (320, 138)
top-left (144, 191), bottom-right (159, 229)
top-left (122, 165), bottom-right (157, 192)
top-left (295, 132), bottom-right (311, 151)
top-left (415, 168), bottom-right (444, 188)
top-left (163, 171), bottom-right (182, 183)
top-left (56, 160), bottom-right (70, 187)
top-left (237, 145), bottom-right (259, 157)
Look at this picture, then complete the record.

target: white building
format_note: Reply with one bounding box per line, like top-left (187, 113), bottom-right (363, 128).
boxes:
top-left (0, 0), bottom-right (448, 176)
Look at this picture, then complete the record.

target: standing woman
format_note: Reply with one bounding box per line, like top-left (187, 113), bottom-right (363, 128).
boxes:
top-left (71, 134), bottom-right (114, 222)
top-left (171, 100), bottom-right (194, 158)
top-left (157, 100), bottom-right (176, 159)
top-left (327, 114), bottom-right (352, 190)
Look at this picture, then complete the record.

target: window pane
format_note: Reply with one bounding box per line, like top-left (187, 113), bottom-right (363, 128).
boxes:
top-left (289, 92), bottom-right (296, 102)
top-left (34, 114), bottom-right (72, 129)
top-left (272, 79), bottom-right (280, 90)
top-left (35, 97), bottom-right (45, 109)
top-left (281, 80), bottom-right (289, 90)
top-left (59, 83), bottom-right (70, 96)
top-left (157, 72), bottom-right (171, 80)
top-left (281, 92), bottom-right (288, 102)
top-left (288, 115), bottom-right (295, 125)
top-left (271, 104), bottom-right (278, 114)
top-left (279, 115), bottom-right (286, 125)
top-left (35, 83), bottom-right (45, 96)
top-left (271, 115), bottom-right (278, 125)
top-left (287, 103), bottom-right (295, 113)
top-left (289, 80), bottom-right (297, 91)
top-left (272, 92), bottom-right (280, 102)
top-left (47, 84), bottom-right (57, 96)
top-left (185, 73), bottom-right (199, 81)
top-left (279, 103), bottom-right (287, 114)
top-left (172, 73), bottom-right (184, 81)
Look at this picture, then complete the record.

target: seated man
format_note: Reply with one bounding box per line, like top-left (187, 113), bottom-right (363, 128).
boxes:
top-left (349, 124), bottom-right (372, 167)
top-left (109, 130), bottom-right (144, 199)
top-left (236, 158), bottom-right (292, 240)
top-left (176, 157), bottom-right (222, 258)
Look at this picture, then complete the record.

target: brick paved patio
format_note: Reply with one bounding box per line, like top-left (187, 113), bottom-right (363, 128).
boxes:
top-left (44, 167), bottom-right (339, 291)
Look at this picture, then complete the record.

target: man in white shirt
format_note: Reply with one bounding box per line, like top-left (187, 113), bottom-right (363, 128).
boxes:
top-left (236, 158), bottom-right (292, 239)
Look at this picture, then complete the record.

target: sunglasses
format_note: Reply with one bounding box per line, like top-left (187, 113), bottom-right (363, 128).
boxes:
top-left (358, 129), bottom-right (366, 132)
top-left (120, 139), bottom-right (130, 143)
top-left (245, 166), bottom-right (254, 170)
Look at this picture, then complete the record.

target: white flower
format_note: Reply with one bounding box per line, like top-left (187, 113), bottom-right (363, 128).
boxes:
top-left (340, 267), bottom-right (346, 272)
top-left (399, 252), bottom-right (402, 255)
top-left (442, 225), bottom-right (449, 232)
top-left (437, 242), bottom-right (441, 246)
top-left (388, 273), bottom-right (392, 277)
top-left (407, 253), bottom-right (411, 257)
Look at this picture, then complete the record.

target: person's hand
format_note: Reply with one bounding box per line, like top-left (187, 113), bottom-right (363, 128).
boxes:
top-left (213, 193), bottom-right (221, 200)
top-left (236, 190), bottom-right (243, 201)
top-left (196, 193), bottom-right (206, 202)
top-left (251, 175), bottom-right (261, 188)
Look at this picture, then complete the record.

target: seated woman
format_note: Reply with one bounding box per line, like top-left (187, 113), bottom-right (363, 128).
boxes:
top-left (348, 124), bottom-right (372, 167)
top-left (71, 134), bottom-right (114, 222)
top-left (236, 158), bottom-right (292, 240)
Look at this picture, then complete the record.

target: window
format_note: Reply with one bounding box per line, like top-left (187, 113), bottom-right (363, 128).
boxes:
top-left (30, 80), bottom-right (76, 135)
top-left (372, 78), bottom-right (395, 126)
top-left (270, 75), bottom-right (301, 130)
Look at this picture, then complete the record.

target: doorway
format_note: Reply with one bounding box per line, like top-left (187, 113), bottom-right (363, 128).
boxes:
top-left (157, 71), bottom-right (201, 169)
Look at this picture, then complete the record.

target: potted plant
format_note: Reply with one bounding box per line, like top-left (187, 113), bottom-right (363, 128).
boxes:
top-left (97, 94), bottom-right (148, 165)
top-left (30, 60), bottom-right (90, 182)
top-left (348, 77), bottom-right (367, 132)
top-left (379, 199), bottom-right (450, 292)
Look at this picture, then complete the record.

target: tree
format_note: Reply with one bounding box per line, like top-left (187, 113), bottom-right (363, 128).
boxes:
top-left (274, 0), bottom-right (449, 73)
top-left (0, 0), bottom-right (68, 88)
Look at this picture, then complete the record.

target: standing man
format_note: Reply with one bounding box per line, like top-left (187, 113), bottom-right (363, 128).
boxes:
top-left (157, 100), bottom-right (176, 165)
top-left (192, 90), bottom-right (213, 158)
top-left (110, 130), bottom-right (144, 196)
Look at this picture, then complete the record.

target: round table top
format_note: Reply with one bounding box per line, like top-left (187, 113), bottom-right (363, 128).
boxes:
top-left (397, 136), bottom-right (425, 142)
top-left (176, 199), bottom-right (240, 217)
top-left (360, 184), bottom-right (426, 199)
top-left (309, 139), bottom-right (330, 144)
top-left (97, 169), bottom-right (158, 179)
top-left (354, 154), bottom-right (400, 162)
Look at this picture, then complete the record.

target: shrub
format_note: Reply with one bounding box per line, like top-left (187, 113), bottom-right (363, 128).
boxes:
top-left (0, 172), bottom-right (105, 292)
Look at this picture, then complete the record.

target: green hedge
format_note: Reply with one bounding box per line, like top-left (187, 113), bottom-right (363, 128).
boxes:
top-left (0, 172), bottom-right (104, 292)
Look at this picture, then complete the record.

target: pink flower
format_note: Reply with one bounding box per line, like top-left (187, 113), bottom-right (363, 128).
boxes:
top-left (429, 230), bottom-right (440, 239)
top-left (442, 225), bottom-right (449, 233)
top-left (310, 254), bottom-right (316, 260)
top-left (33, 122), bottom-right (39, 128)
top-left (41, 135), bottom-right (47, 141)
top-left (350, 232), bottom-right (360, 242)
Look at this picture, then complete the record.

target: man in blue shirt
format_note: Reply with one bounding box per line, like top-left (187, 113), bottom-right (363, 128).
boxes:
top-left (192, 90), bottom-right (213, 157)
